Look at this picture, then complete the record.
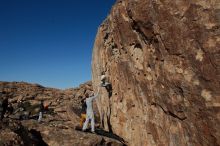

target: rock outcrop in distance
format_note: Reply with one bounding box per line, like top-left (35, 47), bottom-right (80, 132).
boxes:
top-left (0, 81), bottom-right (124, 146)
top-left (92, 0), bottom-right (220, 145)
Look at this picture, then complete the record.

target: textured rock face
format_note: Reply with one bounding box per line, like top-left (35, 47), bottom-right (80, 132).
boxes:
top-left (92, 0), bottom-right (220, 145)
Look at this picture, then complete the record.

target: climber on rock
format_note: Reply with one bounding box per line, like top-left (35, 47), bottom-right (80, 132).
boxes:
top-left (100, 74), bottom-right (112, 97)
top-left (82, 88), bottom-right (100, 133)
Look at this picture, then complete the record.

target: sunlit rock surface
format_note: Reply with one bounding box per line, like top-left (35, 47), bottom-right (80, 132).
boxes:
top-left (92, 0), bottom-right (220, 145)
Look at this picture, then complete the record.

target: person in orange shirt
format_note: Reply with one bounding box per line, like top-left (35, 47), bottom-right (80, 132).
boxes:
top-left (79, 96), bottom-right (87, 128)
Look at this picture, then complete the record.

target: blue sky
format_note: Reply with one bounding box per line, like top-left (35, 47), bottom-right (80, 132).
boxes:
top-left (0, 0), bottom-right (115, 89)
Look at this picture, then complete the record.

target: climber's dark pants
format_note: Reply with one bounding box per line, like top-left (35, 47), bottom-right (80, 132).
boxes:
top-left (101, 82), bottom-right (112, 97)
top-left (105, 85), bottom-right (112, 97)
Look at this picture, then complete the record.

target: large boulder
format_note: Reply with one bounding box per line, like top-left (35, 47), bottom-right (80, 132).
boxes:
top-left (92, 0), bottom-right (220, 145)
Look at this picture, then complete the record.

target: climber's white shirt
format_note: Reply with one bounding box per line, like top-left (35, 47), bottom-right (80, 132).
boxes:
top-left (101, 75), bottom-right (106, 81)
top-left (85, 94), bottom-right (98, 115)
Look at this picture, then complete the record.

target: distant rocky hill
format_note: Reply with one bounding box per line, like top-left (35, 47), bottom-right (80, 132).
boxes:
top-left (92, 0), bottom-right (220, 145)
top-left (0, 81), bottom-right (124, 146)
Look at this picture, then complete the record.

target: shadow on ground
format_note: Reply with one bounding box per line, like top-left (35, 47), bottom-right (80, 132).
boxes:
top-left (75, 126), bottom-right (127, 146)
